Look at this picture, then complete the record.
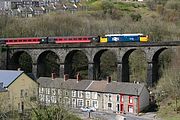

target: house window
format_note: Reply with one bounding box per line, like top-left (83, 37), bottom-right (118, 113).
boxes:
top-left (39, 94), bottom-right (45, 102)
top-left (58, 89), bottom-right (62, 96)
top-left (58, 96), bottom-right (62, 103)
top-left (72, 98), bottom-right (76, 108)
top-left (92, 92), bottom-right (97, 99)
top-left (128, 105), bottom-right (133, 113)
top-left (20, 89), bottom-right (24, 98)
top-left (39, 87), bottom-right (44, 94)
top-left (51, 88), bottom-right (56, 95)
top-left (46, 95), bottom-right (51, 104)
top-left (117, 95), bottom-right (120, 102)
top-left (51, 96), bottom-right (57, 103)
top-left (24, 89), bottom-right (28, 97)
top-left (64, 97), bottom-right (70, 105)
top-left (46, 88), bottom-right (50, 94)
top-left (78, 91), bottom-right (83, 98)
top-left (129, 96), bottom-right (133, 104)
top-left (108, 103), bottom-right (112, 110)
top-left (86, 92), bottom-right (90, 99)
top-left (108, 94), bottom-right (112, 102)
top-left (92, 100), bottom-right (98, 108)
top-left (72, 91), bottom-right (76, 97)
top-left (77, 99), bottom-right (84, 107)
top-left (64, 90), bottom-right (69, 97)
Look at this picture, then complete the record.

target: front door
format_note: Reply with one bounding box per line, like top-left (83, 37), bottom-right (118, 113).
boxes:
top-left (120, 104), bottom-right (124, 113)
top-left (117, 104), bottom-right (120, 112)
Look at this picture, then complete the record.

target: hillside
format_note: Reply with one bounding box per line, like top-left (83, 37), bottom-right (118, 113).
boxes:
top-left (0, 1), bottom-right (180, 119)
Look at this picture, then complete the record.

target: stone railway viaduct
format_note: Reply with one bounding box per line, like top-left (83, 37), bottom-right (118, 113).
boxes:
top-left (0, 41), bottom-right (180, 86)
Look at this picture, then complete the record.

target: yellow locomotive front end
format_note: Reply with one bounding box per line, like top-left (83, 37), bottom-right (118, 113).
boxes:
top-left (140, 35), bottom-right (149, 42)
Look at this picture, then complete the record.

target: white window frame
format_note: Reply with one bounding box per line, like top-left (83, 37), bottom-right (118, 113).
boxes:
top-left (129, 96), bottom-right (133, 104)
top-left (92, 92), bottom-right (97, 99)
top-left (77, 99), bottom-right (84, 107)
top-left (72, 98), bottom-right (76, 108)
top-left (85, 91), bottom-right (90, 99)
top-left (39, 87), bottom-right (44, 94)
top-left (58, 89), bottom-right (62, 96)
top-left (39, 94), bottom-right (45, 102)
top-left (51, 88), bottom-right (56, 95)
top-left (108, 94), bottom-right (112, 102)
top-left (45, 95), bottom-right (51, 104)
top-left (78, 91), bottom-right (83, 98)
top-left (108, 102), bottom-right (113, 110)
top-left (51, 95), bottom-right (57, 103)
top-left (92, 100), bottom-right (98, 109)
top-left (46, 88), bottom-right (50, 94)
top-left (72, 90), bottom-right (76, 97)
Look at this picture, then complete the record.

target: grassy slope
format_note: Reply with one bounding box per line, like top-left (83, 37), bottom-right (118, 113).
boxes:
top-left (157, 98), bottom-right (180, 120)
top-left (81, 0), bottom-right (159, 18)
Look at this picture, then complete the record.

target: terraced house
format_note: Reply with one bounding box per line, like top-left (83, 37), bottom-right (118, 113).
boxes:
top-left (37, 75), bottom-right (149, 114)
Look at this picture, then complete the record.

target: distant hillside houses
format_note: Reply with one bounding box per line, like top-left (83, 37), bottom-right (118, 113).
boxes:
top-left (0, 0), bottom-right (145, 17)
top-left (0, 0), bottom-right (78, 17)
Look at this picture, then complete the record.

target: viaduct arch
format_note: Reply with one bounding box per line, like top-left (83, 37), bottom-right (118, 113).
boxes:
top-left (2, 43), bottom-right (179, 87)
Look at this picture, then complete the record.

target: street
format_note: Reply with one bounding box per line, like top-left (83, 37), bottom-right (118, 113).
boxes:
top-left (72, 109), bottom-right (160, 120)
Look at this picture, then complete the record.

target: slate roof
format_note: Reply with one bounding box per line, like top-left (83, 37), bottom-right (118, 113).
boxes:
top-left (86, 80), bottom-right (107, 92)
top-left (37, 77), bottom-right (53, 88)
top-left (38, 77), bottom-right (93, 91)
top-left (37, 77), bottom-right (146, 96)
top-left (0, 70), bottom-right (23, 88)
top-left (104, 81), bottom-right (145, 95)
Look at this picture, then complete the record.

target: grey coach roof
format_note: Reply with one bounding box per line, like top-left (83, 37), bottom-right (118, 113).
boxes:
top-left (0, 70), bottom-right (23, 87)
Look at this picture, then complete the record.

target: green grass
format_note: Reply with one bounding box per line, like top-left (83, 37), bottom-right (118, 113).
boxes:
top-left (114, 2), bottom-right (134, 11)
top-left (157, 99), bottom-right (180, 120)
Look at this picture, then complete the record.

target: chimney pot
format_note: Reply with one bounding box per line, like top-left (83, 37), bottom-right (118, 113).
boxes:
top-left (107, 76), bottom-right (111, 83)
top-left (51, 73), bottom-right (56, 80)
top-left (64, 74), bottom-right (69, 81)
top-left (77, 72), bottom-right (81, 82)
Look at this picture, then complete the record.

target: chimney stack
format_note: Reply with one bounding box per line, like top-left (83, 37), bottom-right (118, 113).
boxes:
top-left (107, 76), bottom-right (111, 84)
top-left (64, 74), bottom-right (69, 81)
top-left (76, 72), bottom-right (81, 83)
top-left (17, 68), bottom-right (21, 71)
top-left (51, 72), bottom-right (56, 80)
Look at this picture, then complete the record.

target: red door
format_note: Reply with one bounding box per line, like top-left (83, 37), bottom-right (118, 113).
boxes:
top-left (120, 104), bottom-right (124, 113)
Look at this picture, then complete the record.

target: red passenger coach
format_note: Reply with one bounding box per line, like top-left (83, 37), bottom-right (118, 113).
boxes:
top-left (54, 36), bottom-right (93, 44)
top-left (5, 37), bottom-right (43, 45)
